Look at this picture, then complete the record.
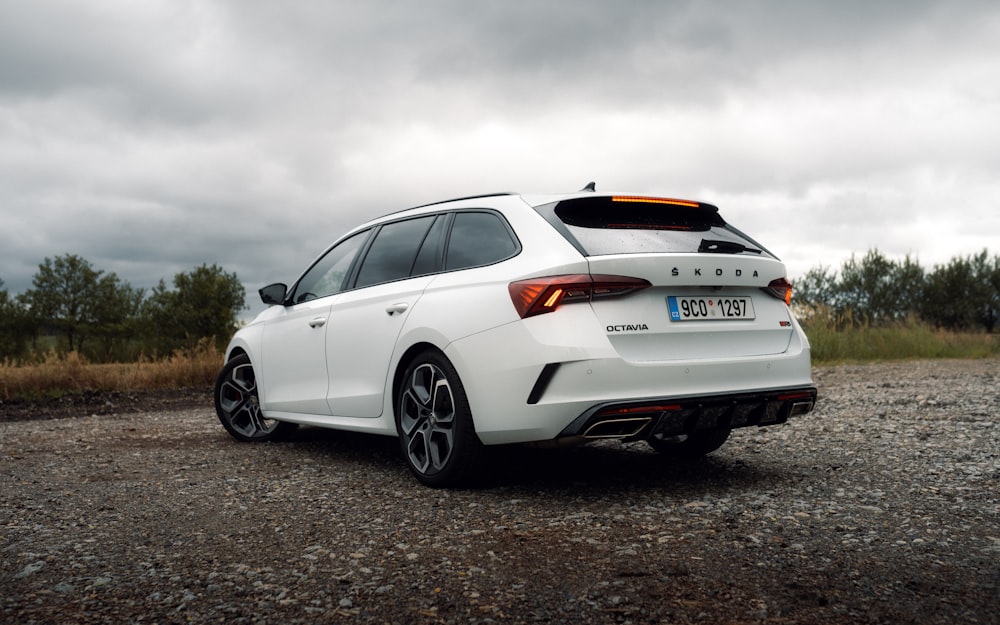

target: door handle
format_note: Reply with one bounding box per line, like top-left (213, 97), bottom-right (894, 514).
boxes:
top-left (385, 303), bottom-right (409, 316)
top-left (308, 317), bottom-right (327, 328)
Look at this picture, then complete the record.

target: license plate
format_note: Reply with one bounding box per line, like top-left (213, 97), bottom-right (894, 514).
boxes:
top-left (668, 296), bottom-right (755, 321)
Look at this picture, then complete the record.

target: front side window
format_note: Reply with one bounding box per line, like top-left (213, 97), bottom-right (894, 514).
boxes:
top-left (444, 211), bottom-right (519, 271)
top-left (292, 230), bottom-right (369, 303)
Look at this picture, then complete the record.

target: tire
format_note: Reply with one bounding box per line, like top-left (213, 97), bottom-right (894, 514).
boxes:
top-left (214, 353), bottom-right (297, 442)
top-left (395, 350), bottom-right (482, 487)
top-left (647, 428), bottom-right (732, 458)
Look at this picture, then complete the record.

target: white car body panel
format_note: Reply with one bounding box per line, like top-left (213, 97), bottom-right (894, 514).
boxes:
top-left (221, 190), bottom-right (816, 452)
top-left (258, 297), bottom-right (333, 415)
top-left (324, 275), bottom-right (434, 418)
top-left (440, 294), bottom-right (811, 444)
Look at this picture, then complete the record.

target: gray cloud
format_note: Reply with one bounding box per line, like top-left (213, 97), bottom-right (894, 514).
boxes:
top-left (1, 0), bottom-right (998, 300)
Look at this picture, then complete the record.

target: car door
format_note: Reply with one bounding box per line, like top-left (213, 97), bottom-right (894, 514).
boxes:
top-left (259, 230), bottom-right (369, 415)
top-left (325, 214), bottom-right (443, 417)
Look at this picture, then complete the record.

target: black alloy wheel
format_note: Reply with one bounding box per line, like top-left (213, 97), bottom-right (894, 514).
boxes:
top-left (214, 353), bottom-right (297, 442)
top-left (396, 350), bottom-right (482, 487)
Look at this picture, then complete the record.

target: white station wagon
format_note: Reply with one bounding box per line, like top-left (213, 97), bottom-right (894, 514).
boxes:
top-left (215, 186), bottom-right (817, 486)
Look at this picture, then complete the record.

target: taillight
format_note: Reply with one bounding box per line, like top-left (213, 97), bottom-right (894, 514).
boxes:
top-left (764, 277), bottom-right (793, 305)
top-left (508, 274), bottom-right (651, 319)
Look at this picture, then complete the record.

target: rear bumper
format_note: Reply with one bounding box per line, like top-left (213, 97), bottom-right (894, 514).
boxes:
top-left (557, 386), bottom-right (818, 441)
top-left (444, 306), bottom-right (815, 445)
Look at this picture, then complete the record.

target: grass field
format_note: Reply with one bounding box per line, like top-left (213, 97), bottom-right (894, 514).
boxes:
top-left (803, 320), bottom-right (1000, 363)
top-left (1, 327), bottom-right (997, 402)
top-left (0, 341), bottom-right (222, 401)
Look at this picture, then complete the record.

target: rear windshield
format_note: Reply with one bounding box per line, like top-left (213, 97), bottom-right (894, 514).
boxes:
top-left (537, 196), bottom-right (774, 258)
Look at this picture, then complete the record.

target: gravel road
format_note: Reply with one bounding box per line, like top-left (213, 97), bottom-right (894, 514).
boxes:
top-left (2, 359), bottom-right (998, 624)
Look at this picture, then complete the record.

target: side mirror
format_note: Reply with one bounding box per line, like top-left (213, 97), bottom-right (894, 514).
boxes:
top-left (259, 283), bottom-right (288, 306)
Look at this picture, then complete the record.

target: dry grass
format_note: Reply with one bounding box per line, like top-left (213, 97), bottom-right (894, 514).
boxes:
top-left (3, 324), bottom-right (997, 401)
top-left (804, 318), bottom-right (1000, 363)
top-left (0, 340), bottom-right (222, 401)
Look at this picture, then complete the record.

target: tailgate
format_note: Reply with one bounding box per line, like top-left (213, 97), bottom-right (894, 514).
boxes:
top-left (586, 254), bottom-right (794, 362)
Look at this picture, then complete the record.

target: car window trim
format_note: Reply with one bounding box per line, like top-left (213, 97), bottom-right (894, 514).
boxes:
top-left (287, 208), bottom-right (523, 301)
top-left (344, 208), bottom-right (521, 288)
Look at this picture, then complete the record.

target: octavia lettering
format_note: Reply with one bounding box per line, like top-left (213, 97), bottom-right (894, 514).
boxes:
top-left (606, 324), bottom-right (649, 332)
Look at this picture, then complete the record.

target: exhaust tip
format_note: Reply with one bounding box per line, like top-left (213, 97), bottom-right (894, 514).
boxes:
top-left (788, 400), bottom-right (814, 418)
top-left (582, 417), bottom-right (652, 439)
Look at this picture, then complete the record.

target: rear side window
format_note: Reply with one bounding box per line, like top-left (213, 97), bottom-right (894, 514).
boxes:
top-left (355, 216), bottom-right (437, 288)
top-left (445, 211), bottom-right (519, 270)
top-left (539, 196), bottom-right (773, 258)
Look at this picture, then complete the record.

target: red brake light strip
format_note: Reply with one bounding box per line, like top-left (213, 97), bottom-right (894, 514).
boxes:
top-left (612, 196), bottom-right (700, 208)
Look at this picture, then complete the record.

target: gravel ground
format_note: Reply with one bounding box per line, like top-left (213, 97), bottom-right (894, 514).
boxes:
top-left (2, 359), bottom-right (998, 624)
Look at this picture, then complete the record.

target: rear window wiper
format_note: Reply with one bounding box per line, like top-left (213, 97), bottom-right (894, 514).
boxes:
top-left (698, 239), bottom-right (762, 255)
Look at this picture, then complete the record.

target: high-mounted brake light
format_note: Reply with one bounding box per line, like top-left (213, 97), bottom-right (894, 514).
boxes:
top-left (612, 196), bottom-right (700, 208)
top-left (509, 274), bottom-right (651, 318)
top-left (764, 277), bottom-right (793, 305)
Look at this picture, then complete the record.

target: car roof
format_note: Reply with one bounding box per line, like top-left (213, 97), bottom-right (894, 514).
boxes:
top-left (353, 186), bottom-right (715, 233)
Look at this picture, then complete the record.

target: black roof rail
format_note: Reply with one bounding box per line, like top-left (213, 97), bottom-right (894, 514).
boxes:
top-left (376, 192), bottom-right (517, 219)
top-left (410, 192), bottom-right (516, 210)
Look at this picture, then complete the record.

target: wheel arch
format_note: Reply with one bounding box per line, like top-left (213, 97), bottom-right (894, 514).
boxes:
top-left (225, 346), bottom-right (249, 363)
top-left (391, 341), bottom-right (446, 418)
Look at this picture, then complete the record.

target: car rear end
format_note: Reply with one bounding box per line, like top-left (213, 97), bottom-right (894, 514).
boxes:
top-left (473, 192), bottom-right (816, 446)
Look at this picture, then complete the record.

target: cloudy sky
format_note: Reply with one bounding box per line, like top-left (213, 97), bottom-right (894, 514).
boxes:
top-left (2, 0), bottom-right (998, 311)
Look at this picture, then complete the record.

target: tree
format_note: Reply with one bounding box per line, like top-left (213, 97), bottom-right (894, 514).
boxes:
top-left (20, 254), bottom-right (102, 353)
top-left (809, 250), bottom-right (925, 326)
top-left (793, 265), bottom-right (841, 325)
top-left (142, 264), bottom-right (246, 352)
top-left (836, 250), bottom-right (923, 325)
top-left (0, 278), bottom-right (34, 360)
top-left (892, 255), bottom-right (926, 321)
top-left (796, 248), bottom-right (998, 332)
top-left (969, 250), bottom-right (1000, 333)
top-left (90, 273), bottom-right (145, 360)
top-left (923, 257), bottom-right (974, 330)
top-left (795, 265), bottom-right (839, 310)
top-left (18, 254), bottom-right (147, 360)
top-left (923, 250), bottom-right (1000, 332)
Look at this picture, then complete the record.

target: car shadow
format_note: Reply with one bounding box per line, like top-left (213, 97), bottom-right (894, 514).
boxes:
top-left (479, 442), bottom-right (786, 495)
top-left (279, 424), bottom-right (403, 467)
top-left (277, 426), bottom-right (792, 497)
